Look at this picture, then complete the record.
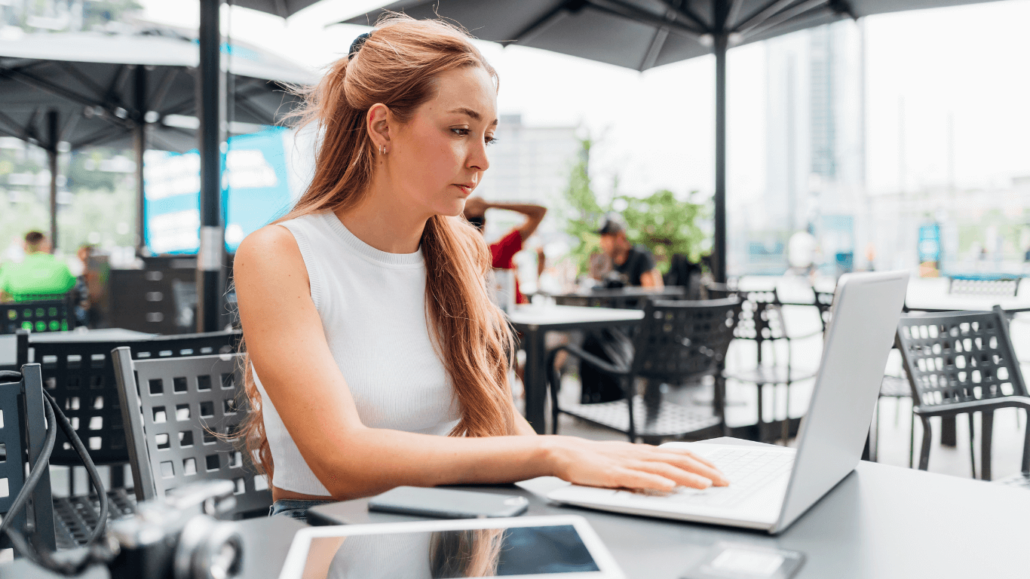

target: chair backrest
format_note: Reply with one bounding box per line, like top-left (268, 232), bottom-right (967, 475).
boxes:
top-left (113, 349), bottom-right (271, 518)
top-left (728, 288), bottom-right (788, 345)
top-left (814, 289), bottom-right (835, 333)
top-left (630, 298), bottom-right (740, 383)
top-left (0, 364), bottom-right (56, 555)
top-left (947, 276), bottom-right (1021, 298)
top-left (18, 331), bottom-right (240, 466)
top-left (896, 309), bottom-right (1028, 410)
top-left (1, 298), bottom-right (74, 334)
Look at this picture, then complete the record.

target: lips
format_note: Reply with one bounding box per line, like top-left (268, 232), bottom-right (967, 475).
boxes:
top-left (454, 183), bottom-right (476, 195)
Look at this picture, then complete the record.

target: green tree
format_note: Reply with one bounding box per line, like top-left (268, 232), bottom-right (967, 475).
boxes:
top-left (560, 138), bottom-right (710, 274)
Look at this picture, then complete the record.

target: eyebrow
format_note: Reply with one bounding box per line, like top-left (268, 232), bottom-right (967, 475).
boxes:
top-left (449, 107), bottom-right (499, 126)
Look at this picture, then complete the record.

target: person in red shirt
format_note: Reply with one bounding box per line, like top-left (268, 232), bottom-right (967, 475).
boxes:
top-left (463, 197), bottom-right (547, 304)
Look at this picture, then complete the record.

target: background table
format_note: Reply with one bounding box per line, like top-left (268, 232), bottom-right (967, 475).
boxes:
top-left (309, 438), bottom-right (1030, 579)
top-left (508, 305), bottom-right (644, 433)
top-left (0, 328), bottom-right (155, 368)
top-left (539, 287), bottom-right (687, 309)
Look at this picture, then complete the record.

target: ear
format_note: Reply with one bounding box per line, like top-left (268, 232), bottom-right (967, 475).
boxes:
top-left (366, 103), bottom-right (392, 153)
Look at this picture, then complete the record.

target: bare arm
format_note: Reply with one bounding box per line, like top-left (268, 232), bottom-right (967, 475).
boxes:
top-left (485, 202), bottom-right (547, 240)
top-left (235, 225), bottom-right (724, 501)
top-left (640, 268), bottom-right (665, 289)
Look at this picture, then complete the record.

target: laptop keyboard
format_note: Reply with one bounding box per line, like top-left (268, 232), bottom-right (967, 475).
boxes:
top-left (629, 448), bottom-right (795, 509)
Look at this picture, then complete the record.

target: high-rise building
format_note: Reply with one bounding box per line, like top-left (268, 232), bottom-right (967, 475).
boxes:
top-left (741, 20), bottom-right (866, 273)
top-left (472, 114), bottom-right (581, 245)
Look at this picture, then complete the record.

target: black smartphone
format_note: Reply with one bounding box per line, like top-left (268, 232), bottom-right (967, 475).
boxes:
top-left (368, 486), bottom-right (530, 519)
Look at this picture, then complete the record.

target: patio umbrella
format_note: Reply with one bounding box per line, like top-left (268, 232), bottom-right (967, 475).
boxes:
top-left (0, 25), bottom-right (312, 247)
top-left (341, 0), bottom-right (1007, 282)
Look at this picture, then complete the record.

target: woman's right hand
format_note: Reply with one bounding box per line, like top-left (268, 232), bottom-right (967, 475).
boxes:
top-left (542, 436), bottom-right (729, 492)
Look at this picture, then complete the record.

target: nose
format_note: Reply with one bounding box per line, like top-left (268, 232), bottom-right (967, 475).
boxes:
top-left (466, 136), bottom-right (490, 173)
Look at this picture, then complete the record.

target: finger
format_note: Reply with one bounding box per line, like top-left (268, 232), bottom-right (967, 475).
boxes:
top-left (651, 453), bottom-right (729, 486)
top-left (609, 467), bottom-right (677, 492)
top-left (657, 447), bottom-right (719, 469)
top-left (632, 461), bottom-right (713, 490)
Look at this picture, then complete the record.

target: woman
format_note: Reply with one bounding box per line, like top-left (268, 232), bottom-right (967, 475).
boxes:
top-left (234, 16), bottom-right (727, 523)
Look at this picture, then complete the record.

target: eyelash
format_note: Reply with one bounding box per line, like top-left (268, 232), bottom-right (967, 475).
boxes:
top-left (451, 128), bottom-right (498, 146)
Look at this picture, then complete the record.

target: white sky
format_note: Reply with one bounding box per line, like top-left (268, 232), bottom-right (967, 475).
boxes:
top-left (138, 0), bottom-right (1030, 202)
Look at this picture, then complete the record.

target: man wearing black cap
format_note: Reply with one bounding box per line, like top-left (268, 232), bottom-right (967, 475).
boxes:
top-left (596, 213), bottom-right (664, 288)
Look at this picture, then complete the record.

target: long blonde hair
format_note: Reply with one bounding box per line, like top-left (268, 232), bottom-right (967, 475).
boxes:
top-left (241, 15), bottom-right (518, 480)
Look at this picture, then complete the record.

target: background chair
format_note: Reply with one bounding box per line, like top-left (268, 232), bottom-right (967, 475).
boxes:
top-left (0, 364), bottom-right (57, 557)
top-left (16, 330), bottom-right (240, 494)
top-left (897, 307), bottom-right (1030, 486)
top-left (947, 275), bottom-right (1021, 298)
top-left (1, 296), bottom-right (75, 334)
top-left (547, 298), bottom-right (740, 442)
top-left (113, 349), bottom-right (272, 518)
top-left (719, 288), bottom-right (819, 443)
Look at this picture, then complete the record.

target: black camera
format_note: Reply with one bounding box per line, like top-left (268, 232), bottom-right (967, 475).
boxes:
top-left (106, 480), bottom-right (244, 579)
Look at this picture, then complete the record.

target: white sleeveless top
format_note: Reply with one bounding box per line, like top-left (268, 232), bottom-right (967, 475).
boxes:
top-left (253, 211), bottom-right (461, 496)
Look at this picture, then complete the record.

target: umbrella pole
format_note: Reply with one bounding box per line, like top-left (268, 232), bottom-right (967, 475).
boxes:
top-left (714, 34), bottom-right (728, 284)
top-left (47, 109), bottom-right (59, 250)
top-left (134, 66), bottom-right (146, 253)
top-left (197, 0), bottom-right (226, 332)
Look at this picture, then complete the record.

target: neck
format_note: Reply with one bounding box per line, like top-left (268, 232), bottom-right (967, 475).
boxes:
top-left (336, 174), bottom-right (428, 254)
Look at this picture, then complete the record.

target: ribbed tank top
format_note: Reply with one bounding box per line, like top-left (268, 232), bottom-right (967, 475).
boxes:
top-left (253, 211), bottom-right (460, 496)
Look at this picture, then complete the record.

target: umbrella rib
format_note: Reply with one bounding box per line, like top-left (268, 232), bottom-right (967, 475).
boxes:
top-left (640, 27), bottom-right (670, 71)
top-left (273, 0), bottom-right (289, 19)
top-left (0, 67), bottom-right (130, 126)
top-left (589, 0), bottom-right (706, 40)
top-left (742, 0), bottom-right (830, 39)
top-left (732, 0), bottom-right (797, 35)
top-left (103, 64), bottom-right (132, 111)
top-left (658, 0), bottom-right (712, 32)
top-left (72, 126), bottom-right (124, 149)
top-left (726, 0), bottom-right (746, 30)
top-left (0, 109), bottom-right (27, 140)
top-left (151, 68), bottom-right (180, 112)
top-left (59, 112), bottom-right (80, 144)
top-left (503, 3), bottom-right (570, 47)
top-left (56, 62), bottom-right (113, 104)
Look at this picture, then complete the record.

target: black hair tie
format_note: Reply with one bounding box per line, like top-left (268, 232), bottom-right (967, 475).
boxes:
top-left (349, 32), bottom-right (372, 60)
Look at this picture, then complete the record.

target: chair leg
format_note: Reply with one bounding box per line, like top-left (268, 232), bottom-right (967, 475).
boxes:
top-left (111, 465), bottom-right (125, 489)
top-left (781, 383), bottom-right (791, 445)
top-left (981, 410), bottom-right (994, 481)
top-left (918, 416), bottom-right (933, 471)
top-left (624, 377), bottom-right (637, 443)
top-left (873, 397), bottom-right (881, 463)
top-left (908, 405), bottom-right (915, 469)
top-left (1022, 409), bottom-right (1030, 474)
top-left (966, 413), bottom-right (977, 480)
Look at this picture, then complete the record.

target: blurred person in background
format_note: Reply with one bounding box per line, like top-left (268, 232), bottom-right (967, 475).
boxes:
top-left (0, 231), bottom-right (76, 302)
top-left (463, 196), bottom-right (547, 304)
top-left (596, 213), bottom-right (663, 288)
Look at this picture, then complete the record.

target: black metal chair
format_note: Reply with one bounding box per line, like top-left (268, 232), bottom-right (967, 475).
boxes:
top-left (16, 330), bottom-right (240, 494)
top-left (113, 349), bottom-right (272, 517)
top-left (947, 276), bottom-right (1021, 298)
top-left (0, 364), bottom-right (57, 557)
top-left (897, 307), bottom-right (1030, 486)
top-left (547, 298), bottom-right (740, 442)
top-left (1, 296), bottom-right (75, 334)
top-left (719, 288), bottom-right (819, 443)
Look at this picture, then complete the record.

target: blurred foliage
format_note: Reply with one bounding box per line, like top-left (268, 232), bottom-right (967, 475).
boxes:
top-left (560, 137), bottom-right (709, 274)
top-left (66, 149), bottom-right (123, 192)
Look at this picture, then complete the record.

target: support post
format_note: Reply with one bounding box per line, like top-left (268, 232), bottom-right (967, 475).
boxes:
top-left (133, 66), bottom-right (147, 252)
top-left (47, 110), bottom-right (59, 249)
top-left (197, 0), bottom-right (226, 332)
top-left (713, 3), bottom-right (729, 284)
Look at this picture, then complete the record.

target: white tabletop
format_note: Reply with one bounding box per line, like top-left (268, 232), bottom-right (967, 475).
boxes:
top-left (507, 305), bottom-right (644, 328)
top-left (905, 277), bottom-right (1030, 312)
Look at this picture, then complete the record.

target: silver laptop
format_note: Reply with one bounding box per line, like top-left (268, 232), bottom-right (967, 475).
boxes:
top-left (548, 271), bottom-right (909, 535)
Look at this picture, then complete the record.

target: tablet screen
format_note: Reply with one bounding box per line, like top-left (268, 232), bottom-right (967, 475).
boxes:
top-left (299, 524), bottom-right (601, 578)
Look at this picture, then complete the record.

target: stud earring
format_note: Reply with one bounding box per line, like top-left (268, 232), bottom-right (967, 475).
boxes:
top-left (380, 144), bottom-right (387, 155)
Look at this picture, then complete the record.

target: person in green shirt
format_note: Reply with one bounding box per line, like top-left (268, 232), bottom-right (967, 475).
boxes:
top-left (0, 231), bottom-right (76, 302)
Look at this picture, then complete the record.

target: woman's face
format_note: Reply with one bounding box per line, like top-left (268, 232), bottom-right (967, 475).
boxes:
top-left (387, 66), bottom-right (498, 219)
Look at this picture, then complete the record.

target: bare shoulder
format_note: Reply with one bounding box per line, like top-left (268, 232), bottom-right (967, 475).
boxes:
top-left (233, 224), bottom-right (306, 287)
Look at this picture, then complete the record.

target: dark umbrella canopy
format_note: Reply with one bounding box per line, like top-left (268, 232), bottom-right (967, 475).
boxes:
top-left (343, 0), bottom-right (1006, 282)
top-left (0, 27), bottom-right (313, 154)
top-left (343, 0), bottom-right (1003, 71)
